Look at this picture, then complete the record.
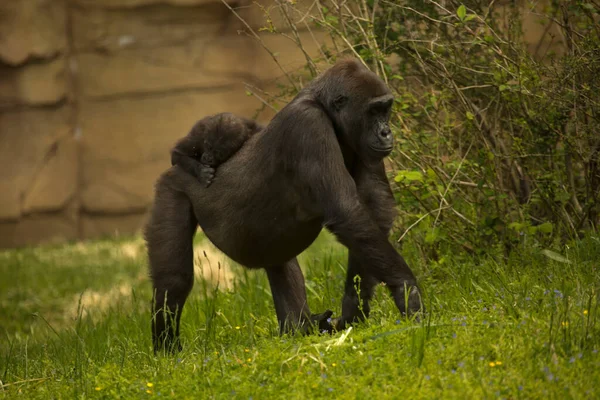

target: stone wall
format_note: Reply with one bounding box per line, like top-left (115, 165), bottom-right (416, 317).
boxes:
top-left (0, 0), bottom-right (564, 249)
top-left (0, 0), bottom-right (324, 248)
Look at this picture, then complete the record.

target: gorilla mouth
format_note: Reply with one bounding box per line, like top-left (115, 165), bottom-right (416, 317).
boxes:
top-left (370, 144), bottom-right (393, 153)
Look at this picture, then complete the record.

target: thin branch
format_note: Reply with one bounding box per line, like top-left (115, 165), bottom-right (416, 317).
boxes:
top-left (220, 0), bottom-right (298, 90)
top-left (397, 206), bottom-right (450, 243)
top-left (433, 141), bottom-right (473, 227)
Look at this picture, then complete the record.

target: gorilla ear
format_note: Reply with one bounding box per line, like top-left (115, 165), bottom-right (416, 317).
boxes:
top-left (332, 95), bottom-right (348, 111)
top-left (243, 119), bottom-right (262, 134)
top-left (246, 120), bottom-right (258, 131)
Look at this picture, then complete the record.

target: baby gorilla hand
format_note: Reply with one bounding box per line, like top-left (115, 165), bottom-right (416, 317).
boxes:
top-left (195, 163), bottom-right (215, 188)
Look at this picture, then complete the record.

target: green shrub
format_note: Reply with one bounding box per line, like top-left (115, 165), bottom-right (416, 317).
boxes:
top-left (247, 0), bottom-right (600, 258)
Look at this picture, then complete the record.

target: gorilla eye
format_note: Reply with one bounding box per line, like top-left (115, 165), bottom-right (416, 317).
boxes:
top-left (369, 98), bottom-right (393, 114)
top-left (332, 95), bottom-right (348, 110)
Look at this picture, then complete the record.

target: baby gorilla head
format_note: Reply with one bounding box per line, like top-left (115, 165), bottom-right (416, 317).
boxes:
top-left (199, 113), bottom-right (262, 166)
top-left (170, 112), bottom-right (263, 187)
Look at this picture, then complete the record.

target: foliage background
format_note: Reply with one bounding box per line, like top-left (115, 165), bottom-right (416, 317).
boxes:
top-left (247, 0), bottom-right (600, 260)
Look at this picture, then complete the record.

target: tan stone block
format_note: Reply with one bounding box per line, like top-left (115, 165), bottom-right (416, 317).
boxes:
top-left (71, 3), bottom-right (254, 52)
top-left (79, 86), bottom-right (265, 213)
top-left (521, 9), bottom-right (565, 58)
top-left (81, 213), bottom-right (147, 240)
top-left (0, 0), bottom-right (66, 65)
top-left (0, 58), bottom-right (67, 108)
top-left (0, 210), bottom-right (78, 249)
top-left (21, 137), bottom-right (78, 215)
top-left (0, 182), bottom-right (20, 221)
top-left (73, 0), bottom-right (219, 7)
top-left (0, 106), bottom-right (72, 220)
top-left (243, 0), bottom-right (316, 31)
top-left (76, 37), bottom-right (260, 98)
top-left (253, 29), bottom-right (332, 82)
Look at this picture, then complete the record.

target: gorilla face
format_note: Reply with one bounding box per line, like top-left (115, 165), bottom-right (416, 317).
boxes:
top-left (361, 94), bottom-right (395, 160)
top-left (326, 68), bottom-right (395, 164)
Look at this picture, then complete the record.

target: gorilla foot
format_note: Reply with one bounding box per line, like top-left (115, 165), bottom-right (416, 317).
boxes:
top-left (310, 309), bottom-right (335, 334)
top-left (283, 310), bottom-right (335, 336)
top-left (152, 334), bottom-right (183, 355)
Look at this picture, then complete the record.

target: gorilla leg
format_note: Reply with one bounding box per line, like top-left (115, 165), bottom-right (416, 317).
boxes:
top-left (144, 172), bottom-right (198, 353)
top-left (265, 259), bottom-right (333, 335)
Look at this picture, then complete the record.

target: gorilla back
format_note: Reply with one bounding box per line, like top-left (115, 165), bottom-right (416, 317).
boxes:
top-left (146, 58), bottom-right (423, 353)
top-left (160, 133), bottom-right (325, 269)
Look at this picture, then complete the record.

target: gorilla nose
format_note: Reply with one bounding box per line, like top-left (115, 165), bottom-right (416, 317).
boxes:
top-left (379, 127), bottom-right (393, 147)
top-left (379, 126), bottom-right (391, 138)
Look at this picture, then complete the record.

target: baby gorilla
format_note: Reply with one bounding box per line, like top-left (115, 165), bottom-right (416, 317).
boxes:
top-left (171, 113), bottom-right (263, 187)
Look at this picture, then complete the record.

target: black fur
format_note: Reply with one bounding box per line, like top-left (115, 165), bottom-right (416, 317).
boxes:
top-left (170, 113), bottom-right (263, 187)
top-left (145, 58), bottom-right (423, 353)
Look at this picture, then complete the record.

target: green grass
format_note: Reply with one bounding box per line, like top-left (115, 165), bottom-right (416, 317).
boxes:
top-left (1, 231), bottom-right (599, 399)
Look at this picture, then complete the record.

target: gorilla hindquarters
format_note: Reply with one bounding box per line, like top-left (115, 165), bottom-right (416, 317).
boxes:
top-left (146, 58), bottom-right (423, 353)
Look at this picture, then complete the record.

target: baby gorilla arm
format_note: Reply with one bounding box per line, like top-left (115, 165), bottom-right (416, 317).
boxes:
top-left (171, 129), bottom-right (215, 188)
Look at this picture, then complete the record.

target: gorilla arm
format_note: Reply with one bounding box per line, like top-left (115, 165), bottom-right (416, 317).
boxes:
top-left (291, 108), bottom-right (422, 318)
top-left (170, 133), bottom-right (215, 187)
top-left (335, 160), bottom-right (400, 328)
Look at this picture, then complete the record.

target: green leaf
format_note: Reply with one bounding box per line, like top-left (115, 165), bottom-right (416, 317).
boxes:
top-left (405, 171), bottom-right (424, 182)
top-left (394, 170), bottom-right (424, 183)
top-left (537, 222), bottom-right (553, 234)
top-left (457, 5), bottom-right (466, 21)
top-left (426, 168), bottom-right (437, 180)
top-left (465, 14), bottom-right (476, 22)
top-left (508, 222), bottom-right (525, 232)
top-left (466, 111), bottom-right (474, 120)
top-left (325, 15), bottom-right (339, 24)
top-left (425, 228), bottom-right (441, 244)
top-left (541, 249), bottom-right (572, 264)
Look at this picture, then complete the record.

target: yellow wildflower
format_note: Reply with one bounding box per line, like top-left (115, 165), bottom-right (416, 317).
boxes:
top-left (146, 389), bottom-right (152, 394)
top-left (561, 321), bottom-right (569, 327)
top-left (235, 326), bottom-right (241, 330)
top-left (495, 361), bottom-right (502, 366)
top-left (147, 382), bottom-right (154, 388)
top-left (332, 363), bottom-right (337, 367)
top-left (584, 310), bottom-right (589, 315)
top-left (245, 349), bottom-right (250, 353)
top-left (95, 387), bottom-right (102, 391)
top-left (489, 362), bottom-right (496, 367)
top-left (247, 358), bottom-right (252, 362)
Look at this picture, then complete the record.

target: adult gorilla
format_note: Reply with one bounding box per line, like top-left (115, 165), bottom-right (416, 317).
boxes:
top-left (145, 58), bottom-right (423, 352)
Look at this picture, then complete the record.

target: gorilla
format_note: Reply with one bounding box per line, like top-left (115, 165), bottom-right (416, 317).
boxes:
top-left (145, 58), bottom-right (423, 353)
top-left (170, 113), bottom-right (264, 187)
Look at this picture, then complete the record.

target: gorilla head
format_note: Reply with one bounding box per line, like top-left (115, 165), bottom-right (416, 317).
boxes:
top-left (313, 60), bottom-right (395, 163)
top-left (197, 113), bottom-right (262, 166)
